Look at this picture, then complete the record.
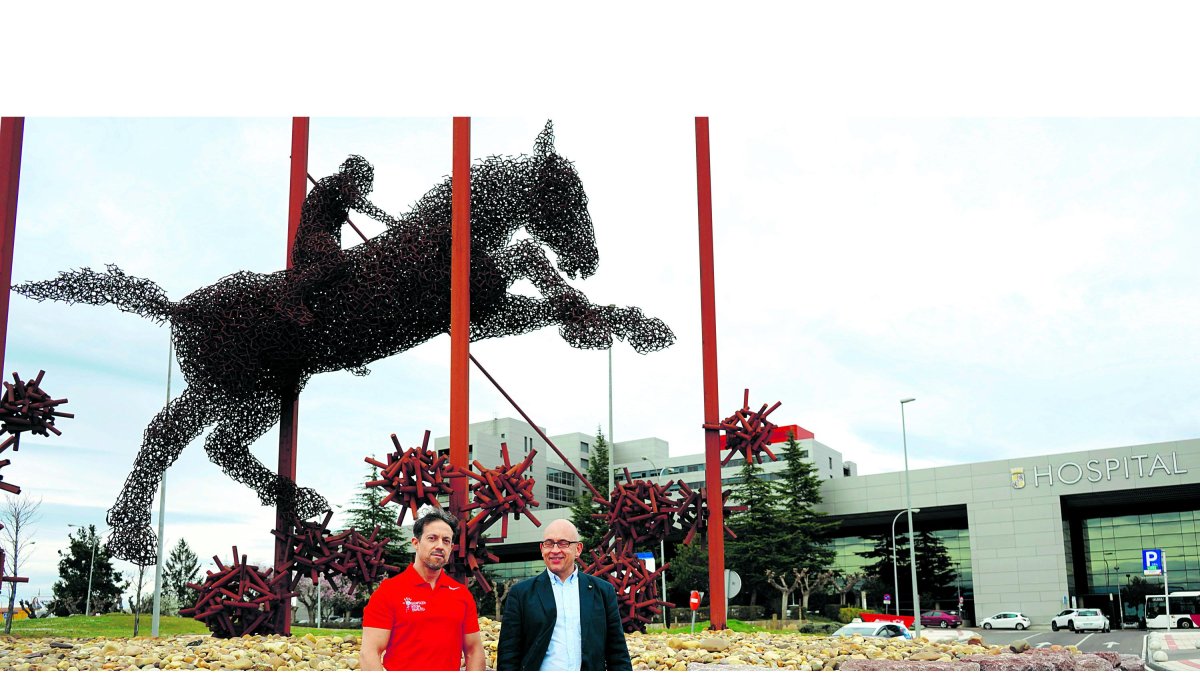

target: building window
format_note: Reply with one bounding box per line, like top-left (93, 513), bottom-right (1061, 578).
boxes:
top-left (829, 457), bottom-right (833, 469)
top-left (581, 458), bottom-right (589, 470)
top-left (580, 441), bottom-right (589, 454)
top-left (546, 468), bottom-right (577, 487)
top-left (547, 485), bottom-right (576, 502)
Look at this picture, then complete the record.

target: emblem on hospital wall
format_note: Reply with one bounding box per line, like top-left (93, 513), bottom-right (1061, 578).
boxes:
top-left (1010, 467), bottom-right (1025, 489)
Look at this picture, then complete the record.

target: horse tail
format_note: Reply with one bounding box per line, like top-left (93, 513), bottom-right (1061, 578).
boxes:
top-left (13, 263), bottom-right (174, 324)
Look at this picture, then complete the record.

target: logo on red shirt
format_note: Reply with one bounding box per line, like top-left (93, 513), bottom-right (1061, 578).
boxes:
top-left (402, 597), bottom-right (427, 613)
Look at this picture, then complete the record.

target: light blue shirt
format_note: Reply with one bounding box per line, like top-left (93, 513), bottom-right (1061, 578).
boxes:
top-left (540, 567), bottom-right (582, 671)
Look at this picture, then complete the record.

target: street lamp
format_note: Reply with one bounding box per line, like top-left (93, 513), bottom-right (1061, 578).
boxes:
top-left (891, 508), bottom-right (921, 616)
top-left (900, 397), bottom-right (921, 639)
top-left (67, 524), bottom-right (105, 617)
top-left (608, 304), bottom-right (617, 499)
top-left (1100, 552), bottom-right (1111, 623)
top-left (1114, 563), bottom-right (1122, 629)
top-left (642, 456), bottom-right (670, 627)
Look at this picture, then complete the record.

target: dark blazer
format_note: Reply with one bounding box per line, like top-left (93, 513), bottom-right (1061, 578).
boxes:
top-left (497, 570), bottom-right (632, 671)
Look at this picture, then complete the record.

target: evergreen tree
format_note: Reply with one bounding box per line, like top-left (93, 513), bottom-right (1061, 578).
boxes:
top-left (724, 459), bottom-right (789, 608)
top-left (856, 530), bottom-right (957, 612)
top-left (343, 467), bottom-right (408, 571)
top-left (50, 525), bottom-right (127, 616)
top-left (914, 531), bottom-right (956, 604)
top-left (773, 433), bottom-right (838, 570)
top-left (162, 538), bottom-right (202, 612)
top-left (664, 541), bottom-right (709, 608)
top-left (570, 429), bottom-right (611, 552)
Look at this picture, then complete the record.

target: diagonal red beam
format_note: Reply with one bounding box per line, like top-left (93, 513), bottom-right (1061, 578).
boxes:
top-left (450, 118), bottom-right (471, 518)
top-left (0, 117), bottom-right (25, 377)
top-left (468, 354), bottom-right (601, 499)
top-left (695, 116), bottom-right (726, 630)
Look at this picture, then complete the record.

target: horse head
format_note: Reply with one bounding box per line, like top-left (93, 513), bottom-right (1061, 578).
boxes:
top-left (523, 121), bottom-right (599, 280)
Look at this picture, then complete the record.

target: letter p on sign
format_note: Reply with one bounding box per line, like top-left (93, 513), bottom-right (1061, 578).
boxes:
top-left (1143, 548), bottom-right (1163, 576)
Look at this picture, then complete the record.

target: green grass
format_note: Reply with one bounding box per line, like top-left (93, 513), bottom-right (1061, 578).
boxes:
top-left (649, 618), bottom-right (795, 634)
top-left (3, 614), bottom-right (360, 639)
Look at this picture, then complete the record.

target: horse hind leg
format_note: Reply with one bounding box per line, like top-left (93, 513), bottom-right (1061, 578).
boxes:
top-left (203, 390), bottom-right (330, 521)
top-left (107, 386), bottom-right (210, 566)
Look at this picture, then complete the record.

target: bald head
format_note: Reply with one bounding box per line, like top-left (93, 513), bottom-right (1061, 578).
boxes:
top-left (544, 519), bottom-right (579, 541)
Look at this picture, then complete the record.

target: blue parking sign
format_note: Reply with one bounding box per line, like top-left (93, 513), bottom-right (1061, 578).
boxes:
top-left (1143, 548), bottom-right (1163, 576)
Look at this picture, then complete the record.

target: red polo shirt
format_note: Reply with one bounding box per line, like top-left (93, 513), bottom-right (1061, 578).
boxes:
top-left (363, 564), bottom-right (480, 671)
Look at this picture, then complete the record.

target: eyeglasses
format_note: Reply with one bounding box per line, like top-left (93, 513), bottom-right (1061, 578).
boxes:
top-left (540, 539), bottom-right (580, 550)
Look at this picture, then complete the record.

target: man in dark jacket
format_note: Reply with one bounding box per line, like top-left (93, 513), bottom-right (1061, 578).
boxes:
top-left (497, 519), bottom-right (632, 670)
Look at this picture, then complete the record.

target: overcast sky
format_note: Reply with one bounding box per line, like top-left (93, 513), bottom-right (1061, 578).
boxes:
top-left (4, 2), bottom-right (1200, 604)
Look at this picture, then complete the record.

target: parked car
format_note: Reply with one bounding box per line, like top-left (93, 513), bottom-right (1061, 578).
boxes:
top-left (978, 611), bottom-right (1031, 630)
top-left (1069, 608), bottom-right (1110, 633)
top-left (1050, 608), bottom-right (1082, 632)
top-left (832, 619), bottom-right (913, 640)
top-left (920, 610), bottom-right (963, 628)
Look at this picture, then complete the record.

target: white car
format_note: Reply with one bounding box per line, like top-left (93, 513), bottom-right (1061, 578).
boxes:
top-left (1069, 608), bottom-right (1110, 633)
top-left (978, 611), bottom-right (1031, 630)
top-left (1050, 608), bottom-right (1084, 632)
top-left (832, 620), bottom-right (913, 640)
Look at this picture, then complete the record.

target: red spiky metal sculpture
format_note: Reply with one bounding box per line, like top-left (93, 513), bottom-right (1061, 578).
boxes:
top-left (272, 511), bottom-right (400, 595)
top-left (180, 547), bottom-right (296, 638)
top-left (703, 388), bottom-right (781, 466)
top-left (365, 433), bottom-right (543, 592)
top-left (365, 430), bottom-right (457, 525)
top-left (0, 369), bottom-right (72, 495)
top-left (584, 538), bottom-right (670, 633)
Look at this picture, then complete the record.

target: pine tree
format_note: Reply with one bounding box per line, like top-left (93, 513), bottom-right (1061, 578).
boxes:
top-left (724, 459), bottom-right (789, 608)
top-left (343, 468), bottom-right (408, 571)
top-left (773, 433), bottom-right (838, 570)
top-left (914, 531), bottom-right (956, 604)
top-left (664, 541), bottom-right (709, 608)
top-left (856, 530), bottom-right (957, 612)
top-left (50, 525), bottom-right (127, 616)
top-left (570, 429), bottom-right (611, 552)
top-left (163, 538), bottom-right (202, 612)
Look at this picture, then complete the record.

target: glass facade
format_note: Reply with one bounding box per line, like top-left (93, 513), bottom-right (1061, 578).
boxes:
top-left (829, 528), bottom-right (974, 604)
top-left (1078, 509), bottom-right (1200, 593)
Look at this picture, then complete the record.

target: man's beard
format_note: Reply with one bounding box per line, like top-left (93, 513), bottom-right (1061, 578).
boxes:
top-left (422, 553), bottom-right (447, 570)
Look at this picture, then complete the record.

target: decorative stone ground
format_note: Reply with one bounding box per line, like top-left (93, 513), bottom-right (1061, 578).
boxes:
top-left (0, 618), bottom-right (1144, 670)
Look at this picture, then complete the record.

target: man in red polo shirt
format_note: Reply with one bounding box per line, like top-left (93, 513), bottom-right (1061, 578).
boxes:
top-left (360, 507), bottom-right (485, 671)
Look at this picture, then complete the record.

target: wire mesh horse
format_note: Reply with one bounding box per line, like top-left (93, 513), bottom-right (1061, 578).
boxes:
top-left (15, 122), bottom-right (675, 565)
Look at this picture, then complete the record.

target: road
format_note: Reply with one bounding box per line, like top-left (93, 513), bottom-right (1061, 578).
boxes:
top-left (966, 626), bottom-right (1145, 655)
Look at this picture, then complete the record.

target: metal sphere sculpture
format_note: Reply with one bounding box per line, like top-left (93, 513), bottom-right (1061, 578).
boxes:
top-left (13, 121), bottom-right (674, 565)
top-left (0, 370), bottom-right (72, 495)
top-left (703, 388), bottom-right (781, 465)
top-left (272, 511), bottom-right (400, 595)
top-left (180, 547), bottom-right (295, 638)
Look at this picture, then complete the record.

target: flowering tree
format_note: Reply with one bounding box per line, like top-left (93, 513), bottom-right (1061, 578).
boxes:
top-left (295, 576), bottom-right (357, 625)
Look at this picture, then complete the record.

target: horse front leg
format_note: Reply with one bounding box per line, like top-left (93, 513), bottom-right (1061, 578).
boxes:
top-left (493, 241), bottom-right (676, 353)
top-left (202, 389), bottom-right (330, 521)
top-left (107, 386), bottom-right (210, 566)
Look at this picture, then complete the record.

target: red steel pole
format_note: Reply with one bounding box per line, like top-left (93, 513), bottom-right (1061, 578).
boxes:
top-left (449, 118), bottom-right (471, 519)
top-left (695, 117), bottom-right (726, 630)
top-left (0, 118), bottom-right (25, 376)
top-left (275, 116), bottom-right (309, 633)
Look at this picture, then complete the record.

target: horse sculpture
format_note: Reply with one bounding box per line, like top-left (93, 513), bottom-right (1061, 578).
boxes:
top-left (14, 122), bottom-right (675, 566)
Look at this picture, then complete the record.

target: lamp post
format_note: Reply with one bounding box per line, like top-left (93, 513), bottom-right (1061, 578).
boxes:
top-left (608, 304), bottom-right (616, 499)
top-left (1114, 563), bottom-right (1122, 629)
top-left (642, 456), bottom-right (670, 627)
top-left (1101, 553), bottom-right (1111, 622)
top-left (67, 524), bottom-right (103, 617)
top-left (900, 397), bottom-right (920, 639)
top-left (891, 508), bottom-right (920, 617)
